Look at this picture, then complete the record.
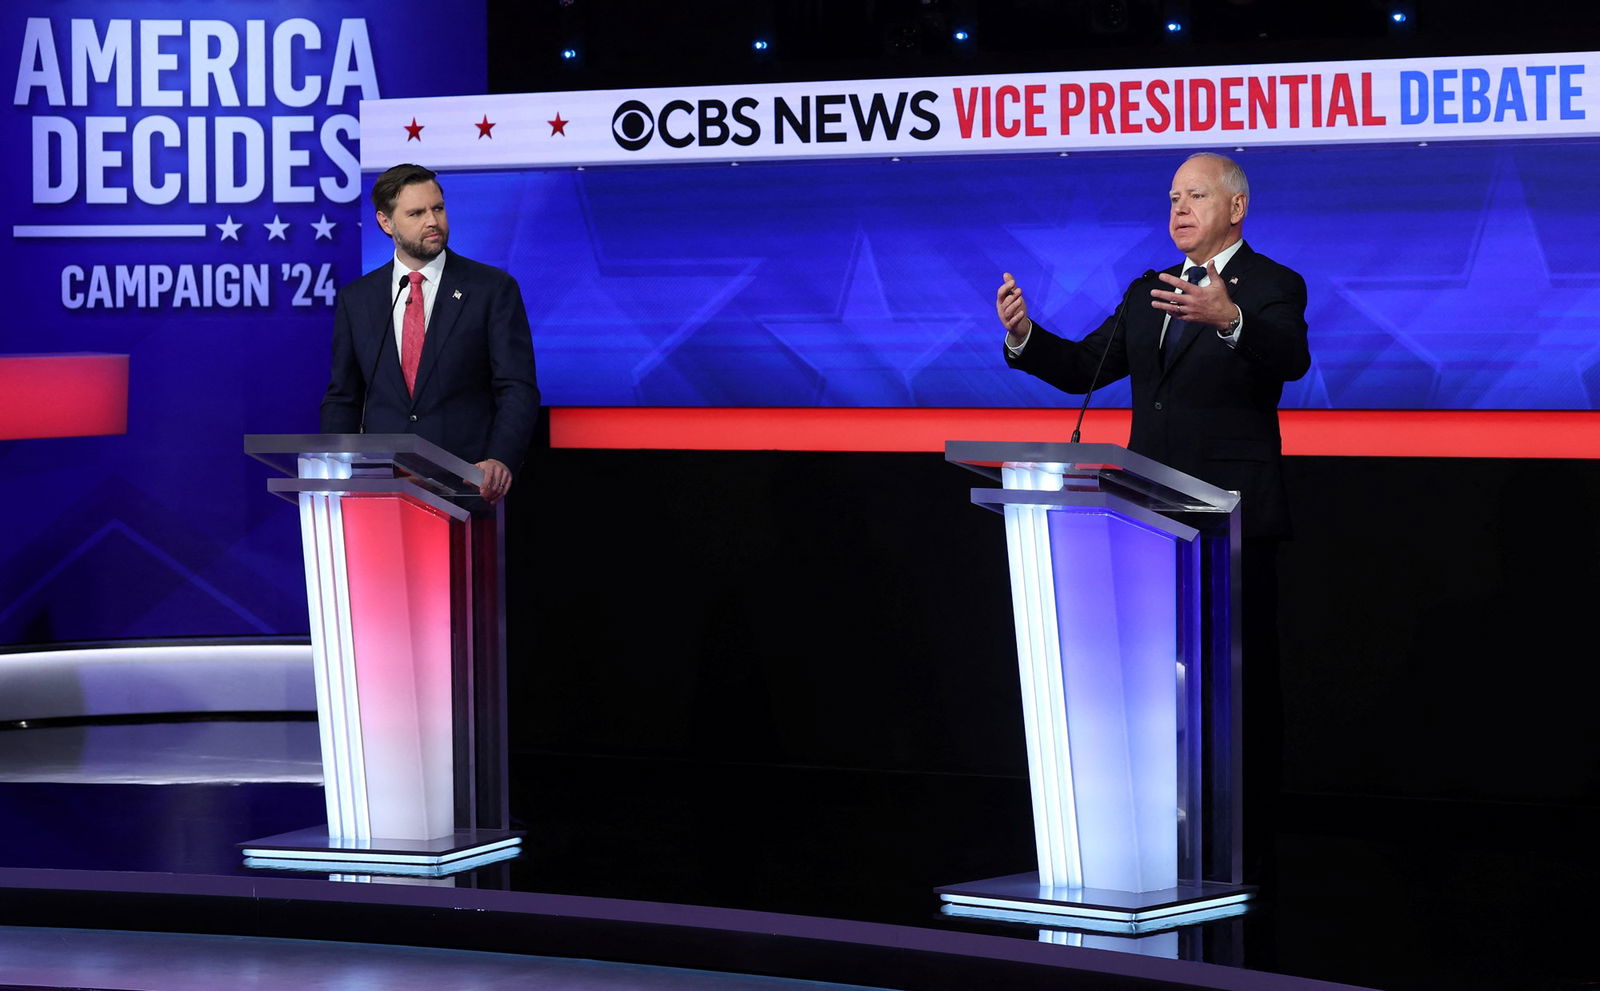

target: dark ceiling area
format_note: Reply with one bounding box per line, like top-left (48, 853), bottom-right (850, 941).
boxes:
top-left (487, 0), bottom-right (1597, 94)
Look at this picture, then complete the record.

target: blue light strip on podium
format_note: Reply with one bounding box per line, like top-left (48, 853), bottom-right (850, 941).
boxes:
top-left (240, 831), bottom-right (521, 876)
top-left (937, 871), bottom-right (1253, 935)
top-left (940, 896), bottom-right (1252, 936)
top-left (239, 836), bottom-right (521, 867)
top-left (244, 844), bottom-right (522, 879)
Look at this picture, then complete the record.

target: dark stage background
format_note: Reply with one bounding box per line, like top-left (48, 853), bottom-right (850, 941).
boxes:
top-left (512, 445), bottom-right (1600, 808)
top-left (505, 442), bottom-right (1600, 987)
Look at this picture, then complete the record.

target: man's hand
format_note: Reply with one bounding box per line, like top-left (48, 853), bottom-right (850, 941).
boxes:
top-left (1150, 260), bottom-right (1238, 329)
top-left (475, 458), bottom-right (512, 504)
top-left (996, 272), bottom-right (1033, 347)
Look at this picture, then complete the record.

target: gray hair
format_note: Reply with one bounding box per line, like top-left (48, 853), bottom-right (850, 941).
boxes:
top-left (1186, 152), bottom-right (1250, 200)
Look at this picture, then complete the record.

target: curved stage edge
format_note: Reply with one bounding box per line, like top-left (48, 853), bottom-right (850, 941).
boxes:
top-left (0, 865), bottom-right (1366, 991)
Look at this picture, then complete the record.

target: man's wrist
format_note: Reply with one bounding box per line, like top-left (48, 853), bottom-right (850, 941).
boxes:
top-left (1219, 305), bottom-right (1242, 337)
top-left (1006, 318), bottom-right (1034, 351)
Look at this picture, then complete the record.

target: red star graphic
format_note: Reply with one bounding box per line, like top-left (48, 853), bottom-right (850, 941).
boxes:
top-left (548, 113), bottom-right (568, 136)
top-left (475, 115), bottom-right (495, 139)
top-left (404, 117), bottom-right (424, 141)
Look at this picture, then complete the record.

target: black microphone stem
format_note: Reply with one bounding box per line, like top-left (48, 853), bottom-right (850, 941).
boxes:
top-left (358, 274), bottom-right (412, 436)
top-left (1070, 269), bottom-right (1156, 444)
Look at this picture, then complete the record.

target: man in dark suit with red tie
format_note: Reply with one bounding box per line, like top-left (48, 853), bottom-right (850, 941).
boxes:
top-left (320, 164), bottom-right (540, 503)
top-left (996, 152), bottom-right (1311, 882)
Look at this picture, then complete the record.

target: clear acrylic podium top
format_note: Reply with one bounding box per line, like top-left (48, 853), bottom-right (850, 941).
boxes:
top-left (245, 433), bottom-right (490, 518)
top-left (945, 441), bottom-right (1240, 526)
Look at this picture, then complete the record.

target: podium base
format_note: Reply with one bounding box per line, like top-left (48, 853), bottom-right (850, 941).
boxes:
top-left (241, 826), bottom-right (522, 878)
top-left (936, 872), bottom-right (1253, 934)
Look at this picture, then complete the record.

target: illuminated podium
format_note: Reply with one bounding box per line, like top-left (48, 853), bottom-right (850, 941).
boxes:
top-left (240, 434), bottom-right (520, 876)
top-left (937, 442), bottom-right (1250, 932)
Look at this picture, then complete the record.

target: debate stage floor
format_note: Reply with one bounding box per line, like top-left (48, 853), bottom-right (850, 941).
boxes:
top-left (0, 719), bottom-right (1593, 990)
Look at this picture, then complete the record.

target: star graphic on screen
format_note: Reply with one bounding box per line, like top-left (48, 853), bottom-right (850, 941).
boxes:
top-left (476, 115), bottom-right (495, 139)
top-left (1333, 158), bottom-right (1600, 409)
top-left (404, 117), bottom-right (424, 141)
top-left (522, 182), bottom-right (762, 403)
top-left (264, 215), bottom-right (289, 241)
top-left (311, 215), bottom-right (337, 240)
top-left (548, 113), bottom-right (568, 136)
top-left (216, 215), bottom-right (242, 242)
top-left (1003, 200), bottom-right (1161, 323)
top-left (757, 231), bottom-right (971, 405)
top-left (967, 189), bottom-right (1160, 405)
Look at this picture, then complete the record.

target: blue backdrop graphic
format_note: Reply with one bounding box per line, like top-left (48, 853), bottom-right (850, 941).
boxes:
top-left (1, 1), bottom-right (484, 645)
top-left (5, 18), bottom-right (1598, 646)
top-left (412, 141), bottom-right (1600, 411)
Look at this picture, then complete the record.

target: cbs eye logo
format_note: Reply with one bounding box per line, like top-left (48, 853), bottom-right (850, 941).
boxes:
top-left (611, 101), bottom-right (654, 151)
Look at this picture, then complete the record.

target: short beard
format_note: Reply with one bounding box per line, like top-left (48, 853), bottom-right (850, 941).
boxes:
top-left (395, 230), bottom-right (446, 261)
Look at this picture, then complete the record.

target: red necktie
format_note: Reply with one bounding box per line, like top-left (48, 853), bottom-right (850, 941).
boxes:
top-left (400, 270), bottom-right (425, 395)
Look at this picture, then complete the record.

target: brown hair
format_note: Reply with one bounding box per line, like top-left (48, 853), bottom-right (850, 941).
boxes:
top-left (371, 164), bottom-right (441, 216)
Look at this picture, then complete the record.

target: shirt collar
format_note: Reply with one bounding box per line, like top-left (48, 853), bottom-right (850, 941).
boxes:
top-left (1184, 239), bottom-right (1245, 275)
top-left (392, 249), bottom-right (448, 286)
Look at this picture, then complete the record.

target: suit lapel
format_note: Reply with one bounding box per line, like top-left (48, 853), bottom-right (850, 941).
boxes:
top-left (360, 267), bottom-right (407, 394)
top-left (409, 254), bottom-right (468, 404)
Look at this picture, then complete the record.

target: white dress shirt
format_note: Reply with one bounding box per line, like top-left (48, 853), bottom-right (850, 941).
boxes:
top-left (389, 251), bottom-right (449, 355)
top-left (1157, 237), bottom-right (1245, 350)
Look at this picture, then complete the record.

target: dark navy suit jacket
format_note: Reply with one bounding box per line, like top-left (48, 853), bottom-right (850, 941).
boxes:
top-left (320, 251), bottom-right (540, 472)
top-left (1008, 241), bottom-right (1310, 538)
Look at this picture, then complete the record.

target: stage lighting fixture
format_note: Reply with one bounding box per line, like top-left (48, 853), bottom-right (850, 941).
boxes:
top-left (560, 48), bottom-right (578, 60)
top-left (954, 30), bottom-right (970, 41)
top-left (1165, 21), bottom-right (1183, 32)
top-left (1391, 10), bottom-right (1408, 22)
top-left (753, 39), bottom-right (769, 50)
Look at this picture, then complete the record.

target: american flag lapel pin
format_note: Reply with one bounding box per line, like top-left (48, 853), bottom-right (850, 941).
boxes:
top-left (1228, 277), bottom-right (1239, 285)
top-left (452, 289), bottom-right (462, 299)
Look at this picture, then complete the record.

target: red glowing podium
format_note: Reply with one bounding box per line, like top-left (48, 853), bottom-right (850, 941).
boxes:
top-left (241, 434), bottom-right (519, 875)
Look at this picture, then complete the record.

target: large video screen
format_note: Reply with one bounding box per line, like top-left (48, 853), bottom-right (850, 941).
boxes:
top-left (417, 139), bottom-right (1600, 411)
top-left (6, 39), bottom-right (1596, 646)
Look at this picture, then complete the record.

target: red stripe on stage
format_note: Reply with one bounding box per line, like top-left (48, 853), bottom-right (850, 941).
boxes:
top-left (549, 408), bottom-right (1600, 459)
top-left (0, 355), bottom-right (130, 441)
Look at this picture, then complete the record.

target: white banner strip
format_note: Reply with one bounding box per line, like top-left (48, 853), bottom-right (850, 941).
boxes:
top-left (360, 51), bottom-right (1599, 170)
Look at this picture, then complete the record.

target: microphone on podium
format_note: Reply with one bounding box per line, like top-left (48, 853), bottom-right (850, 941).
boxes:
top-left (357, 275), bottom-right (415, 435)
top-left (1070, 269), bottom-right (1158, 445)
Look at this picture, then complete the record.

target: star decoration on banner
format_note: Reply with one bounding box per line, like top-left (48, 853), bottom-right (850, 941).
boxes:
top-left (311, 215), bottom-right (337, 240)
top-left (404, 117), bottom-right (424, 141)
top-left (476, 115), bottom-right (495, 139)
top-left (548, 113), bottom-right (568, 136)
top-left (216, 216), bottom-right (242, 242)
top-left (264, 215), bottom-right (289, 241)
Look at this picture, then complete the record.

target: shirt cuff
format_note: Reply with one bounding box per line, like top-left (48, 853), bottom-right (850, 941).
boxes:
top-left (1005, 321), bottom-right (1033, 356)
top-left (1216, 306), bottom-right (1243, 347)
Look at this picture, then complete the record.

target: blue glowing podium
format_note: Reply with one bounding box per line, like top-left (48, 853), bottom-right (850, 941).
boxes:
top-left (938, 442), bottom-right (1250, 932)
